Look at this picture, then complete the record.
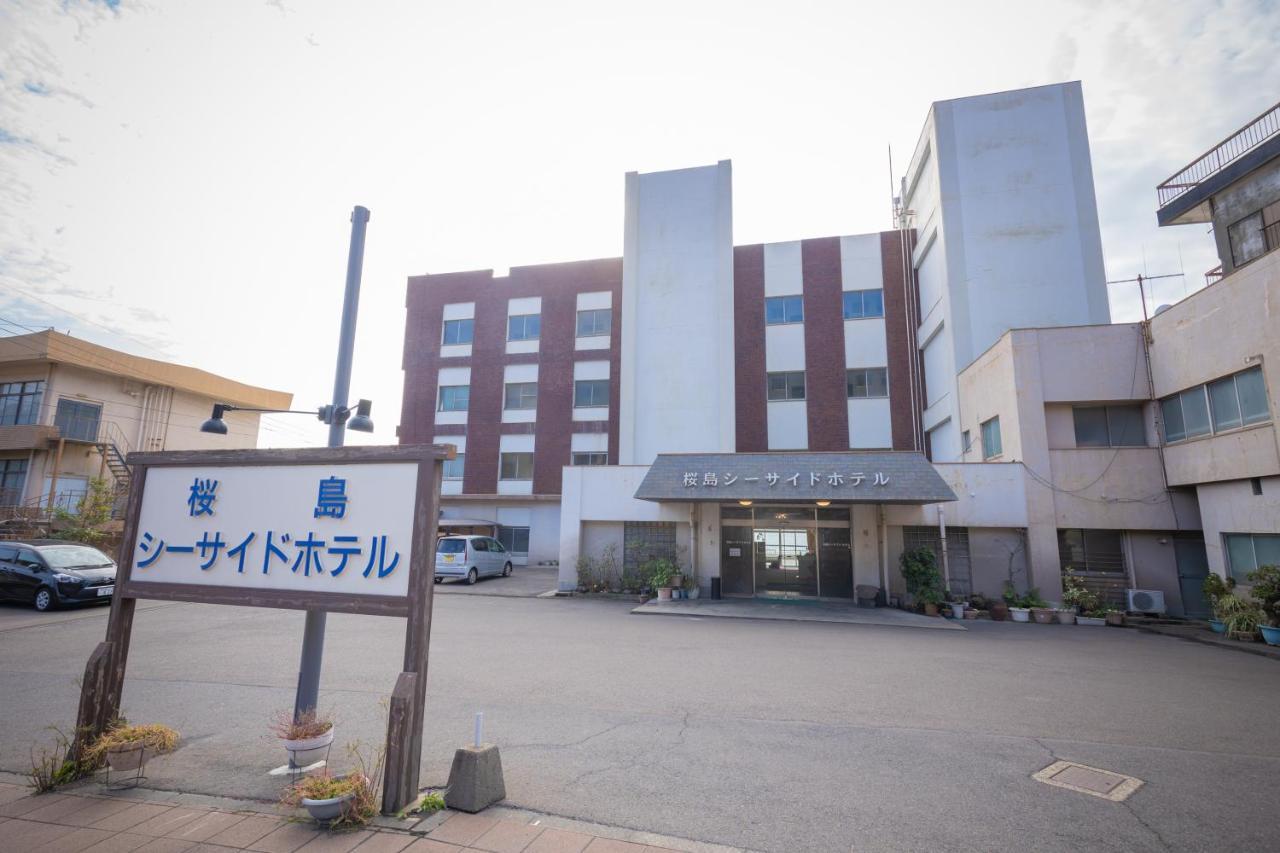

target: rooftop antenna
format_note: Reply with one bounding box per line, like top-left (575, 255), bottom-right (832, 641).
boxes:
top-left (1106, 272), bottom-right (1184, 323)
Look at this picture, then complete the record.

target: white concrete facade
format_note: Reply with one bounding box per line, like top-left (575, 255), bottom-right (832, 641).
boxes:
top-left (619, 161), bottom-right (735, 464)
top-left (904, 82), bottom-right (1111, 462)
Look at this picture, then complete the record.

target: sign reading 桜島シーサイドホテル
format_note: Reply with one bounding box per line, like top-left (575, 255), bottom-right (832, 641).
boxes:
top-left (131, 462), bottom-right (419, 599)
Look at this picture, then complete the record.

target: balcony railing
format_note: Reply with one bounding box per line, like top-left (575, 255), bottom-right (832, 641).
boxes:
top-left (1157, 101), bottom-right (1280, 209)
top-left (1204, 265), bottom-right (1224, 287)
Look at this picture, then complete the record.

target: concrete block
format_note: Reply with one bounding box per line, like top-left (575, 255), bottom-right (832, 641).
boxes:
top-left (444, 743), bottom-right (505, 813)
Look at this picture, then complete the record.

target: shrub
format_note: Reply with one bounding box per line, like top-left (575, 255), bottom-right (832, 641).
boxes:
top-left (1245, 565), bottom-right (1280, 627)
top-left (1060, 569), bottom-right (1099, 612)
top-left (271, 709), bottom-right (333, 741)
top-left (900, 548), bottom-right (943, 607)
top-left (28, 728), bottom-right (81, 792)
top-left (1202, 573), bottom-right (1234, 607)
top-left (285, 740), bottom-right (384, 828)
top-left (83, 722), bottom-right (179, 766)
top-left (1214, 593), bottom-right (1264, 634)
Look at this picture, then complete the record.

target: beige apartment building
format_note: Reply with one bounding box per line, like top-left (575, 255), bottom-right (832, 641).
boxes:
top-left (0, 330), bottom-right (291, 513)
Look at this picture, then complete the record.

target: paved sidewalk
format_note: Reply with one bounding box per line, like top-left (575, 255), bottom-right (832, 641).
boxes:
top-left (632, 597), bottom-right (963, 630)
top-left (0, 780), bottom-right (740, 853)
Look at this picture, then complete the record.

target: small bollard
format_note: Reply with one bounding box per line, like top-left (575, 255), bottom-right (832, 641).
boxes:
top-left (444, 711), bottom-right (506, 814)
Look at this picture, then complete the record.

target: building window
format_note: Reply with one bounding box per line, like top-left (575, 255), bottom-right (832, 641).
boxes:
top-left (508, 313), bottom-right (541, 341)
top-left (442, 454), bottom-right (465, 480)
top-left (1160, 366), bottom-right (1269, 443)
top-left (499, 452), bottom-right (534, 481)
top-left (961, 430), bottom-right (972, 454)
top-left (980, 416), bottom-right (1002, 459)
top-left (0, 381), bottom-right (44, 426)
top-left (846, 367), bottom-right (888, 398)
top-left (1228, 201), bottom-right (1280, 268)
top-left (842, 289), bottom-right (884, 320)
top-left (504, 382), bottom-right (538, 410)
top-left (1072, 405), bottom-right (1145, 447)
top-left (438, 385), bottom-right (470, 412)
top-left (765, 295), bottom-right (804, 325)
top-left (571, 451), bottom-right (607, 466)
top-left (767, 371), bottom-right (805, 401)
top-left (498, 526), bottom-right (530, 553)
top-left (1058, 529), bottom-right (1126, 574)
top-left (1224, 533), bottom-right (1280, 584)
top-left (0, 458), bottom-right (28, 503)
top-left (442, 318), bottom-right (473, 346)
top-left (576, 309), bottom-right (611, 337)
top-left (574, 379), bottom-right (609, 408)
top-left (54, 399), bottom-right (101, 442)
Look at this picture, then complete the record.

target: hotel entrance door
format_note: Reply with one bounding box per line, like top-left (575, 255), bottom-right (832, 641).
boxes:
top-left (719, 505), bottom-right (853, 599)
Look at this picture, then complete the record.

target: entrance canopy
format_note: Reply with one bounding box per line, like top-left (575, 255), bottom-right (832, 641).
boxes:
top-left (634, 451), bottom-right (956, 504)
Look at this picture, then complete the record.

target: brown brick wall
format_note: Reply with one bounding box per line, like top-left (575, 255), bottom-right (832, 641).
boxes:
top-left (733, 244), bottom-right (767, 451)
top-left (801, 237), bottom-right (850, 450)
top-left (399, 258), bottom-right (622, 495)
top-left (880, 230), bottom-right (922, 451)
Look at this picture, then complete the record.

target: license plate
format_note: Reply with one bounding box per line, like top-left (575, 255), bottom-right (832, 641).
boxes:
top-left (97, 586), bottom-right (114, 597)
top-left (442, 555), bottom-right (455, 562)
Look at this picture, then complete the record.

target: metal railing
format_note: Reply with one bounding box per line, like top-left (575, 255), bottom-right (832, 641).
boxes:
top-left (1205, 265), bottom-right (1224, 287)
top-left (1157, 101), bottom-right (1280, 209)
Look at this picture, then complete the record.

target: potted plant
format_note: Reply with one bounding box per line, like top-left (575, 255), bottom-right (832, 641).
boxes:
top-left (963, 607), bottom-right (979, 620)
top-left (685, 575), bottom-right (701, 600)
top-left (901, 548), bottom-right (944, 617)
top-left (1104, 609), bottom-right (1125, 627)
top-left (84, 721), bottom-right (179, 778)
top-left (286, 773), bottom-right (365, 823)
top-left (1215, 593), bottom-right (1264, 642)
top-left (1060, 568), bottom-right (1098, 625)
top-left (272, 710), bottom-right (335, 768)
top-left (1245, 565), bottom-right (1280, 646)
top-left (1076, 609), bottom-right (1107, 627)
top-left (647, 558), bottom-right (675, 601)
top-left (1203, 573), bottom-right (1234, 633)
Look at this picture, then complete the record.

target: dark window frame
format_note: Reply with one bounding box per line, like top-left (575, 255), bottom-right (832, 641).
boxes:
top-left (508, 313), bottom-right (541, 342)
top-left (576, 308), bottom-right (612, 338)
top-left (441, 318), bottom-right (474, 346)
top-left (842, 289), bottom-right (885, 320)
top-left (846, 367), bottom-right (889, 399)
top-left (0, 380), bottom-right (45, 426)
top-left (767, 371), bottom-right (806, 402)
top-left (571, 451), bottom-right (607, 466)
top-left (503, 382), bottom-right (539, 411)
top-left (764, 295), bottom-right (804, 326)
top-left (438, 385), bottom-right (470, 412)
top-left (573, 379), bottom-right (610, 408)
top-left (499, 452), bottom-right (534, 481)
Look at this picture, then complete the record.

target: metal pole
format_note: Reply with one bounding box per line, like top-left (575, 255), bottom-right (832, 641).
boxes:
top-left (294, 205), bottom-right (370, 721)
top-left (938, 505), bottom-right (951, 593)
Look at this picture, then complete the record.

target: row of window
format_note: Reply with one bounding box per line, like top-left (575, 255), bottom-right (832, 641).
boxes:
top-left (439, 380), bottom-right (610, 413)
top-left (442, 450), bottom-right (607, 482)
top-left (764, 290), bottom-right (885, 326)
top-left (441, 308), bottom-right (613, 347)
top-left (764, 368), bottom-right (889, 402)
top-left (0, 381), bottom-right (44, 426)
top-left (1160, 366), bottom-right (1269, 444)
top-left (1, 382), bottom-right (107, 444)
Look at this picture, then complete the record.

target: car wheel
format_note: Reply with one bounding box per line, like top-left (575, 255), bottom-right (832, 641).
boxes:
top-left (33, 588), bottom-right (55, 612)
top-left (502, 562), bottom-right (512, 577)
top-left (467, 568), bottom-right (478, 585)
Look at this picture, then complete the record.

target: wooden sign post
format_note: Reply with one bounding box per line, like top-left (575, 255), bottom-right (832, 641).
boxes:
top-left (72, 444), bottom-right (452, 815)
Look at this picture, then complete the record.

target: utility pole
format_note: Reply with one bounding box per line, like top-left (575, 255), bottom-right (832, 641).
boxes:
top-left (294, 205), bottom-right (371, 721)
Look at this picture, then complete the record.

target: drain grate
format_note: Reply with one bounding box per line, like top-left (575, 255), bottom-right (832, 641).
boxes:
top-left (1033, 760), bottom-right (1144, 802)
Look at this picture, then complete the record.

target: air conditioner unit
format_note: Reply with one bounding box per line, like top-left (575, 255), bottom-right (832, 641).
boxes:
top-left (1127, 589), bottom-right (1166, 614)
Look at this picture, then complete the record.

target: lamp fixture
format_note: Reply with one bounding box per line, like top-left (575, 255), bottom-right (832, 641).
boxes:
top-left (201, 399), bottom-right (376, 436)
top-left (737, 500), bottom-right (753, 507)
top-left (816, 500), bottom-right (831, 507)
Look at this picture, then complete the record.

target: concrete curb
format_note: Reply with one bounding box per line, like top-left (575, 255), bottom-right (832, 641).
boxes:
top-left (1128, 624), bottom-right (1280, 661)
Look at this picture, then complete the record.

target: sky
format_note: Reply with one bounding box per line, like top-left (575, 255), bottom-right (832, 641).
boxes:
top-left (2, 0), bottom-right (1278, 448)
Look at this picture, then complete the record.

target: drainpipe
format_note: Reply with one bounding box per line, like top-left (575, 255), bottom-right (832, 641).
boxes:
top-left (878, 504), bottom-right (889, 599)
top-left (938, 505), bottom-right (951, 593)
top-left (689, 504), bottom-right (699, 588)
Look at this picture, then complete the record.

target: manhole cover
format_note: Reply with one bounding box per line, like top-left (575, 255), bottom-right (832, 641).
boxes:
top-left (1033, 760), bottom-right (1144, 802)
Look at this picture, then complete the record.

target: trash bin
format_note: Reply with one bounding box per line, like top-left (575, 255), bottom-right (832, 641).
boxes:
top-left (710, 577), bottom-right (722, 600)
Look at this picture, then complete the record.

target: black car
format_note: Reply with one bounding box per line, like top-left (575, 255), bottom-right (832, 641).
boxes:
top-left (0, 540), bottom-right (117, 611)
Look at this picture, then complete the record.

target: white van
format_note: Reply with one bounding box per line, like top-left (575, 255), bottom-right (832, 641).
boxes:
top-left (435, 535), bottom-right (513, 584)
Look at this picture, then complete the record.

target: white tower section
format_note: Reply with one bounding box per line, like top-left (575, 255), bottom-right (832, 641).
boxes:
top-left (618, 161), bottom-right (736, 464)
top-left (905, 82), bottom-right (1110, 462)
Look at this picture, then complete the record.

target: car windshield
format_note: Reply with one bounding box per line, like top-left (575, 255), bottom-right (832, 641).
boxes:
top-left (38, 545), bottom-right (113, 569)
top-left (437, 539), bottom-right (467, 554)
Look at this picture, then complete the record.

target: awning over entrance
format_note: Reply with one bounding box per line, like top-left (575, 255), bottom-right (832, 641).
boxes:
top-left (634, 451), bottom-right (957, 504)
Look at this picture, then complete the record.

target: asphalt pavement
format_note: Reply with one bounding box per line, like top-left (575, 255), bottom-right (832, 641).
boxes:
top-left (0, 593), bottom-right (1277, 852)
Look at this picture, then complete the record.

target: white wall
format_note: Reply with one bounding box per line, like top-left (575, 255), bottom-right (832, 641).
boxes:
top-left (848, 398), bottom-right (892, 448)
top-left (620, 161), bottom-right (735, 464)
top-left (1197, 477), bottom-right (1280, 578)
top-left (767, 400), bottom-right (808, 450)
top-left (439, 499), bottom-right (561, 566)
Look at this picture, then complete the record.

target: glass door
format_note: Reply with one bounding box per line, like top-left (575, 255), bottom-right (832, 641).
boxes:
top-left (818, 528), bottom-right (853, 598)
top-left (753, 527), bottom-right (818, 597)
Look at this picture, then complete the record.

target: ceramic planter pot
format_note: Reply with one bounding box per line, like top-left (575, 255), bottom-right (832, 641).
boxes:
top-left (1208, 619), bottom-right (1227, 634)
top-left (989, 602), bottom-right (1009, 621)
top-left (1260, 625), bottom-right (1280, 646)
top-left (302, 790), bottom-right (355, 822)
top-left (1031, 608), bottom-right (1056, 624)
top-left (963, 609), bottom-right (979, 620)
top-left (924, 603), bottom-right (939, 617)
top-left (106, 743), bottom-right (149, 773)
top-left (1105, 611), bottom-right (1125, 627)
top-left (1055, 609), bottom-right (1076, 625)
top-left (284, 728), bottom-right (334, 767)
top-left (1228, 630), bottom-right (1259, 643)
top-left (1009, 607), bottom-right (1031, 623)
top-left (671, 574), bottom-right (684, 589)
top-left (1076, 616), bottom-right (1105, 626)
top-left (949, 603), bottom-right (968, 619)
top-left (687, 586), bottom-right (700, 600)
top-left (657, 587), bottom-right (673, 601)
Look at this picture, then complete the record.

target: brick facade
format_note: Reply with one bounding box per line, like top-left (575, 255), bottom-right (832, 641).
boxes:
top-left (732, 244), bottom-right (768, 452)
top-left (801, 237), bottom-right (851, 450)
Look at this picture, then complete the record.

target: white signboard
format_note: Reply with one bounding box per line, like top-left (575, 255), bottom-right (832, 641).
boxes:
top-left (132, 462), bottom-right (419, 599)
